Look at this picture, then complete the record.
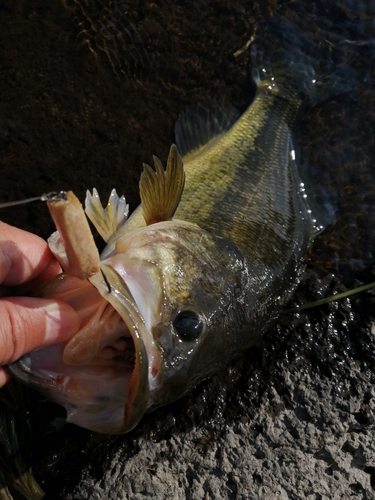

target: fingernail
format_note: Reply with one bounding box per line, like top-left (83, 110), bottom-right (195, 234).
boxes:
top-left (44, 303), bottom-right (80, 344)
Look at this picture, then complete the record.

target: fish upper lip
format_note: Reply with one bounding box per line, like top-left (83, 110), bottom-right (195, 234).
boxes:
top-left (90, 263), bottom-right (151, 432)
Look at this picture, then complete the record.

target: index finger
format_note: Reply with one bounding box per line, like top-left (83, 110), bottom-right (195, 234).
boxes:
top-left (0, 221), bottom-right (61, 286)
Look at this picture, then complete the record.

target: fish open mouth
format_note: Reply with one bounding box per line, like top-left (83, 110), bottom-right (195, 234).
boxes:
top-left (9, 264), bottom-right (151, 434)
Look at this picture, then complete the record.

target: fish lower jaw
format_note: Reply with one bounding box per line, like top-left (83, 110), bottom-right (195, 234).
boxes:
top-left (9, 342), bottom-right (136, 433)
top-left (9, 263), bottom-right (156, 433)
top-left (9, 298), bottom-right (148, 433)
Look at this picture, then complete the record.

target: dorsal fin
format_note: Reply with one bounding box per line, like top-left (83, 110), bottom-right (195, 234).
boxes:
top-left (140, 144), bottom-right (185, 225)
top-left (175, 102), bottom-right (240, 157)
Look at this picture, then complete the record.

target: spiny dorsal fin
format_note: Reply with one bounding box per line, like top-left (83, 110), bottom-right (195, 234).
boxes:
top-left (140, 144), bottom-right (185, 225)
top-left (85, 188), bottom-right (129, 242)
top-left (175, 102), bottom-right (240, 157)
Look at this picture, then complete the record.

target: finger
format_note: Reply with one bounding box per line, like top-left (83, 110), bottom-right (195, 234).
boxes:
top-left (0, 221), bottom-right (61, 286)
top-left (0, 296), bottom-right (80, 366)
top-left (0, 368), bottom-right (10, 387)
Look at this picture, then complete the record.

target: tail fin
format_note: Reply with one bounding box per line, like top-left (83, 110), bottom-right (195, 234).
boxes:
top-left (251, 19), bottom-right (354, 107)
top-left (250, 19), bottom-right (354, 234)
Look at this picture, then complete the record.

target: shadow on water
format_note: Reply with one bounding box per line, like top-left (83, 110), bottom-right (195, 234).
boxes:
top-left (1, 0), bottom-right (375, 497)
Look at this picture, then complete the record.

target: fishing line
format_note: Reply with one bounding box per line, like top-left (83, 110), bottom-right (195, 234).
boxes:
top-left (0, 191), bottom-right (67, 208)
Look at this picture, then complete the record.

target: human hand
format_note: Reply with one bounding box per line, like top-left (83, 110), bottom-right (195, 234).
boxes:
top-left (0, 221), bottom-right (80, 387)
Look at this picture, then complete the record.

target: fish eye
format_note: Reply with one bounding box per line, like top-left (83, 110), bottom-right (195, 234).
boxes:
top-left (173, 310), bottom-right (204, 341)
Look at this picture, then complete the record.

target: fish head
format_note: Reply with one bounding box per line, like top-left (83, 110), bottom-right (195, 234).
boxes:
top-left (102, 218), bottom-right (249, 416)
top-left (9, 218), bottom-right (248, 434)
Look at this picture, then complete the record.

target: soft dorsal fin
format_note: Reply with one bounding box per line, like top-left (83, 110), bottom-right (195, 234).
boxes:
top-left (140, 144), bottom-right (185, 225)
top-left (175, 102), bottom-right (240, 157)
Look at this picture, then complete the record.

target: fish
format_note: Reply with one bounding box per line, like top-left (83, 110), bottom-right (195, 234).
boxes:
top-left (8, 23), bottom-right (346, 433)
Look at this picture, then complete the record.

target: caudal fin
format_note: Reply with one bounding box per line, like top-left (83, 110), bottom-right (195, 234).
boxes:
top-left (251, 19), bottom-right (354, 107)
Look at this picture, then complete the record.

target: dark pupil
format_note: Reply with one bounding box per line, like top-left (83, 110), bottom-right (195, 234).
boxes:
top-left (173, 311), bottom-right (203, 341)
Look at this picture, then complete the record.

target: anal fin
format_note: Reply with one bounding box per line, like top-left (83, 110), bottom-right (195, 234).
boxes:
top-left (85, 189), bottom-right (129, 243)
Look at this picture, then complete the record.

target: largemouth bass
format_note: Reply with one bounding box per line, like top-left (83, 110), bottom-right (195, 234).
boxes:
top-left (9, 25), bottom-right (343, 433)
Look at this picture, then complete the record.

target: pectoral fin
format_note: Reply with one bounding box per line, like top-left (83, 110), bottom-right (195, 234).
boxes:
top-left (140, 144), bottom-right (185, 225)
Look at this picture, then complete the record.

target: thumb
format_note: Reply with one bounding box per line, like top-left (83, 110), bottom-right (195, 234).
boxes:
top-left (0, 296), bottom-right (80, 366)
